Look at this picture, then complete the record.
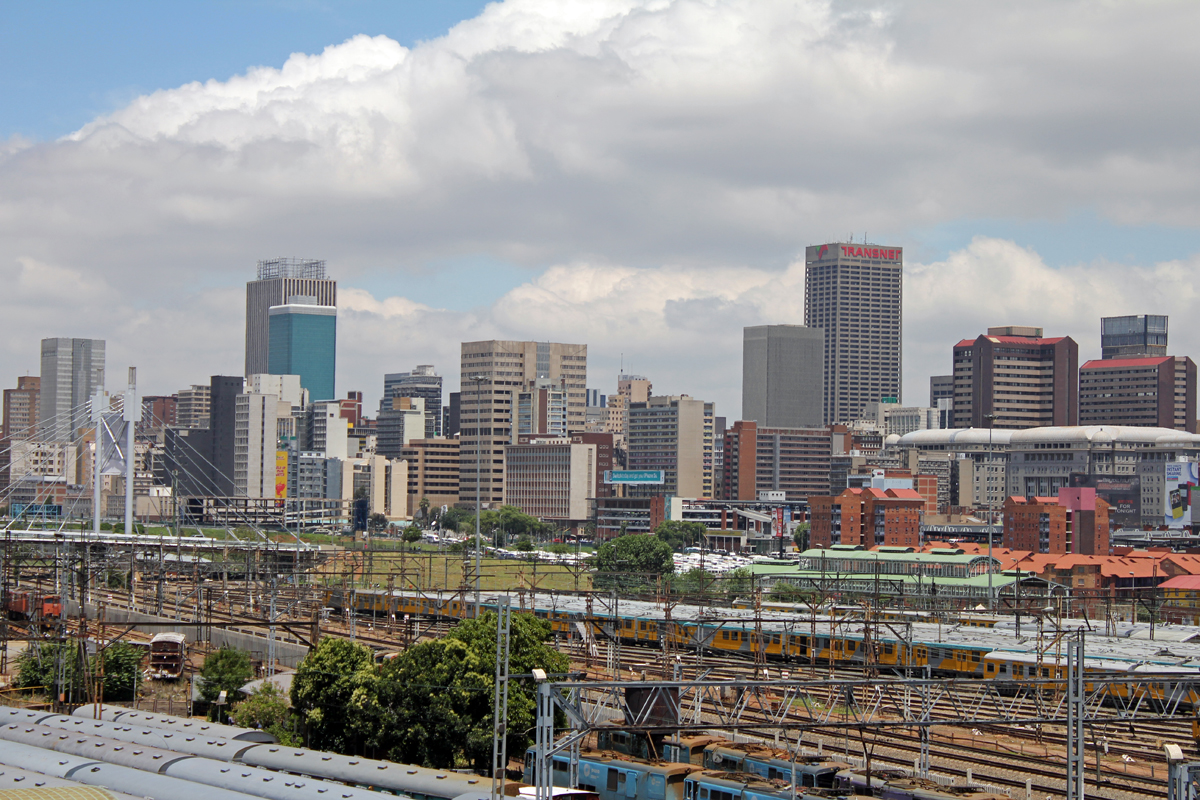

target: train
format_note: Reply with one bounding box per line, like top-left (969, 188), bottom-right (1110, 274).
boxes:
top-left (3, 590), bottom-right (62, 624)
top-left (318, 588), bottom-right (1200, 709)
top-left (148, 632), bottom-right (187, 680)
top-left (521, 747), bottom-right (1003, 800)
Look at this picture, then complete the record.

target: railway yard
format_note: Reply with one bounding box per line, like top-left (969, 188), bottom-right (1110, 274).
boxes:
top-left (1, 538), bottom-right (1199, 800)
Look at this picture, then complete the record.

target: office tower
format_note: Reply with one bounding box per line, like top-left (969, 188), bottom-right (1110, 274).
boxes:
top-left (176, 385), bottom-right (212, 429)
top-left (459, 340), bottom-right (587, 506)
top-left (722, 420), bottom-right (831, 501)
top-left (626, 395), bottom-right (715, 498)
top-left (140, 396), bottom-right (177, 430)
top-left (383, 366), bottom-right (442, 438)
top-left (208, 376), bottom-right (244, 497)
top-left (952, 326), bottom-right (1079, 429)
top-left (741, 324), bottom-right (824, 428)
top-left (377, 396), bottom-right (426, 458)
top-left (929, 375), bottom-right (954, 406)
top-left (245, 258), bottom-right (336, 376)
top-left (504, 437), bottom-right (597, 525)
top-left (445, 392), bottom-right (461, 437)
top-left (3, 376), bottom-right (41, 441)
top-left (234, 391), bottom-right (292, 499)
top-left (804, 242), bottom-right (903, 424)
top-left (400, 438), bottom-right (460, 514)
top-left (517, 378), bottom-right (568, 437)
top-left (1079, 355), bottom-right (1196, 431)
top-left (1101, 314), bottom-right (1167, 359)
top-left (39, 338), bottom-right (105, 441)
top-left (268, 297), bottom-right (336, 402)
top-left (301, 401), bottom-right (349, 460)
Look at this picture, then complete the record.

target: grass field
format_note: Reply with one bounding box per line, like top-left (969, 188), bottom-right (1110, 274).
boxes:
top-left (321, 549), bottom-right (592, 593)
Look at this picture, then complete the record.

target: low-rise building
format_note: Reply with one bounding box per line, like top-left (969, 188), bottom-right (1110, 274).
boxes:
top-left (1002, 487), bottom-right (1109, 555)
top-left (809, 487), bottom-right (925, 548)
top-left (400, 438), bottom-right (460, 516)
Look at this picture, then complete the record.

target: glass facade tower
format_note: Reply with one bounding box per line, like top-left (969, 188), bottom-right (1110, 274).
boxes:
top-left (268, 299), bottom-right (336, 402)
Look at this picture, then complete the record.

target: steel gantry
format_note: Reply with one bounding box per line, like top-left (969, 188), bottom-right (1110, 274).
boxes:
top-left (532, 665), bottom-right (1200, 800)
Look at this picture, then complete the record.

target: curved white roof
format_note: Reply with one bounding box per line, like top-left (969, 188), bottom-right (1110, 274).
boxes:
top-left (895, 428), bottom-right (1014, 447)
top-left (1008, 425), bottom-right (1185, 445)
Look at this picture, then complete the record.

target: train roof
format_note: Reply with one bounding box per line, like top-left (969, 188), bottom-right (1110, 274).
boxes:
top-left (241, 745), bottom-right (489, 797)
top-left (72, 705), bottom-right (277, 744)
top-left (151, 633), bottom-right (187, 645)
top-left (0, 763), bottom-right (144, 800)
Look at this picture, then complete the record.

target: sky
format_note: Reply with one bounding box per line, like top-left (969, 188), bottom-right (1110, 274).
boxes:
top-left (4, 0), bottom-right (1200, 419)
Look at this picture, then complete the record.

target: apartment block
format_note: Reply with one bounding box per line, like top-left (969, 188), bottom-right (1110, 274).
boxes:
top-left (176, 385), bottom-right (212, 429)
top-left (1079, 356), bottom-right (1196, 432)
top-left (3, 377), bottom-right (40, 442)
top-left (721, 420), bottom-right (831, 502)
top-left (459, 340), bottom-right (587, 507)
top-left (400, 438), bottom-right (461, 515)
top-left (626, 395), bottom-right (715, 498)
top-left (809, 487), bottom-right (924, 548)
top-left (377, 396), bottom-right (426, 458)
top-left (952, 326), bottom-right (1078, 429)
top-left (1003, 487), bottom-right (1109, 555)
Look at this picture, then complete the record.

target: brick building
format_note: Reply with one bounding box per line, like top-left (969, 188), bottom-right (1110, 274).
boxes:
top-left (952, 327), bottom-right (1079, 429)
top-left (1002, 487), bottom-right (1109, 555)
top-left (721, 420), bottom-right (831, 502)
top-left (810, 487), bottom-right (924, 548)
top-left (1078, 355), bottom-right (1196, 432)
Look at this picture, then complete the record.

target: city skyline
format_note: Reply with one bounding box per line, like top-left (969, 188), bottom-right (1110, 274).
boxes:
top-left (3, 3), bottom-right (1200, 419)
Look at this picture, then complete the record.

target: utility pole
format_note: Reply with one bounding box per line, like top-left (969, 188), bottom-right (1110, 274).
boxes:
top-left (983, 413), bottom-right (996, 612)
top-left (472, 374), bottom-right (486, 618)
top-left (124, 368), bottom-right (137, 540)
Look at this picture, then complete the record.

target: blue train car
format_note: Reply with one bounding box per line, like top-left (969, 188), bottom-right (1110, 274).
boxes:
top-left (702, 745), bottom-right (846, 789)
top-left (524, 749), bottom-right (697, 800)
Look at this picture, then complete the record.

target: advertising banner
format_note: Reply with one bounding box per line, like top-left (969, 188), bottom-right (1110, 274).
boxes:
top-left (275, 450), bottom-right (289, 499)
top-left (604, 470), bottom-right (665, 484)
top-left (1165, 462), bottom-right (1200, 525)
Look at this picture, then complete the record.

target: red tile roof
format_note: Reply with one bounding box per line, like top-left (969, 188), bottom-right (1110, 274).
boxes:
top-left (1081, 357), bottom-right (1172, 369)
top-left (1160, 575), bottom-right (1200, 590)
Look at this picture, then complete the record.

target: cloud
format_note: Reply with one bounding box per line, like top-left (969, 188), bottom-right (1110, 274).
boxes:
top-left (1, 0), bottom-right (1200, 415)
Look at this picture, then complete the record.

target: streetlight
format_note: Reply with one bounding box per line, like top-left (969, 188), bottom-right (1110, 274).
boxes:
top-left (471, 374), bottom-right (487, 618)
top-left (983, 413), bottom-right (996, 613)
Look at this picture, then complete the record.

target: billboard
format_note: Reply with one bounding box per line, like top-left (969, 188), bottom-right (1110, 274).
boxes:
top-left (1068, 472), bottom-right (1141, 526)
top-left (1165, 462), bottom-right (1200, 526)
top-left (604, 470), bottom-right (665, 485)
top-left (275, 450), bottom-right (289, 499)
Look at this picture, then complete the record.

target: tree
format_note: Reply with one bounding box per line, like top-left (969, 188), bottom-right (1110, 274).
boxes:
top-left (200, 647), bottom-right (254, 721)
top-left (513, 535), bottom-right (533, 552)
top-left (792, 522), bottom-right (811, 551)
top-left (369, 612), bottom-right (568, 770)
top-left (723, 567), bottom-right (756, 601)
top-left (232, 682), bottom-right (301, 745)
top-left (593, 534), bottom-right (674, 591)
top-left (291, 637), bottom-right (378, 753)
top-left (100, 642), bottom-right (144, 701)
top-left (654, 520), bottom-right (705, 551)
top-left (418, 496), bottom-right (431, 520)
top-left (368, 512), bottom-right (389, 534)
top-left (669, 567), bottom-right (718, 599)
top-left (402, 525), bottom-right (422, 545)
top-left (439, 507), bottom-right (473, 533)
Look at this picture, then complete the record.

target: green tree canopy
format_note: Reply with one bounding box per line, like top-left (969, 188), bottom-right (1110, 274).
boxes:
top-left (402, 525), bottom-right (422, 544)
top-left (291, 637), bottom-right (377, 753)
top-left (593, 534), bottom-right (674, 592)
top-left (15, 641), bottom-right (142, 703)
top-left (653, 520), bottom-right (705, 551)
top-left (792, 522), bottom-right (811, 551)
top-left (368, 611), bottom-right (569, 770)
top-left (367, 512), bottom-right (389, 533)
top-left (232, 682), bottom-right (300, 745)
top-left (200, 647), bottom-right (253, 721)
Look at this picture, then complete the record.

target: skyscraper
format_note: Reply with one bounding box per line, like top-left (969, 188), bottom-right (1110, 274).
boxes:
top-left (245, 258), bottom-right (336, 376)
top-left (459, 340), bottom-right (587, 507)
top-left (626, 395), bottom-right (715, 498)
top-left (1101, 314), bottom-right (1168, 359)
top-left (804, 242), bottom-right (903, 424)
top-left (39, 337), bottom-right (105, 441)
top-left (952, 326), bottom-right (1078, 429)
top-left (741, 324), bottom-right (823, 428)
top-left (382, 366), bottom-right (443, 438)
top-left (268, 298), bottom-right (337, 401)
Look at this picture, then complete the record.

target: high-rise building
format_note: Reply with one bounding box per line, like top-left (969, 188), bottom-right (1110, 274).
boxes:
top-left (804, 242), bottom-right (903, 424)
top-left (176, 385), bottom-right (211, 429)
top-left (504, 436), bottom-right (597, 526)
top-left (377, 396), bottom-right (426, 458)
top-left (234, 391), bottom-right (291, 499)
top-left (1101, 314), bottom-right (1168, 359)
top-left (516, 378), bottom-right (568, 438)
top-left (626, 395), bottom-right (715, 498)
top-left (952, 326), bottom-right (1078, 429)
top-left (3, 376), bottom-right (41, 442)
top-left (459, 340), bottom-right (587, 506)
top-left (39, 338), bottom-right (105, 441)
top-left (445, 392), bottom-right (461, 438)
top-left (1079, 355), bottom-right (1196, 431)
top-left (209, 376), bottom-right (244, 497)
top-left (268, 297), bottom-right (336, 402)
top-left (245, 258), bottom-right (336, 376)
top-left (383, 366), bottom-right (442, 438)
top-left (400, 438), bottom-right (460, 515)
top-left (929, 375), bottom-right (954, 406)
top-left (741, 325), bottom-right (824, 429)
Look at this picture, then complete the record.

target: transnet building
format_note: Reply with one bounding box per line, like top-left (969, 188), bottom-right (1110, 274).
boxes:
top-left (804, 242), bottom-right (903, 425)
